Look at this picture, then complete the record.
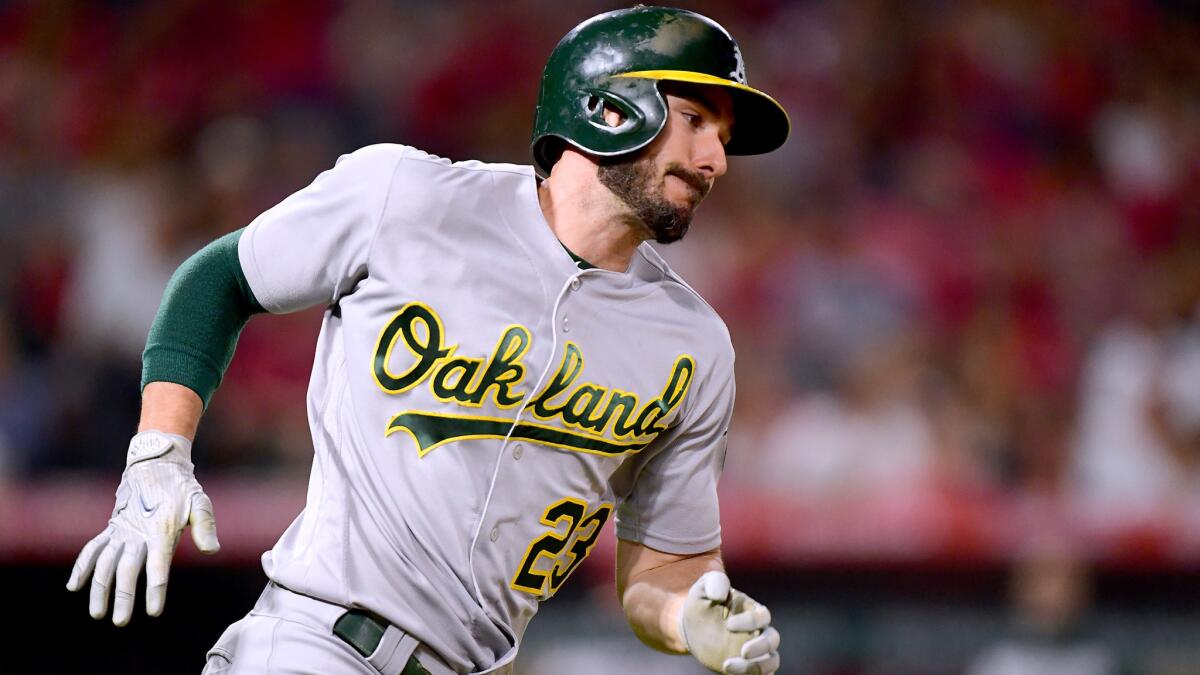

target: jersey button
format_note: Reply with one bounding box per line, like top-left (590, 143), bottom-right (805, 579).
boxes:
top-left (562, 316), bottom-right (570, 333)
top-left (570, 278), bottom-right (581, 291)
top-left (512, 443), bottom-right (523, 460)
top-left (489, 526), bottom-right (500, 542)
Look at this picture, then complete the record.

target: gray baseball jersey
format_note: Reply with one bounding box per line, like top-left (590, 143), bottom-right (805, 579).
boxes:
top-left (236, 143), bottom-right (735, 673)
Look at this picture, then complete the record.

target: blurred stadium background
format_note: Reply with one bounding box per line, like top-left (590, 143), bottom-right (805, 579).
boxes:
top-left (2, 0), bottom-right (1199, 673)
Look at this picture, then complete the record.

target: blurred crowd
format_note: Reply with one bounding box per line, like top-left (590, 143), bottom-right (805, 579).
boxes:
top-left (1, 0), bottom-right (1198, 521)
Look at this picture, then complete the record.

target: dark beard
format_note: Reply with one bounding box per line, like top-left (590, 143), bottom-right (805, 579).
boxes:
top-left (597, 156), bottom-right (708, 244)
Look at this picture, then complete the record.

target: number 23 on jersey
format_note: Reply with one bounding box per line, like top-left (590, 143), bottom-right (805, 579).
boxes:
top-left (511, 497), bottom-right (613, 597)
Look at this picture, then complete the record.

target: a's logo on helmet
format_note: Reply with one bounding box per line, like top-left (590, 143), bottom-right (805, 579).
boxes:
top-left (730, 44), bottom-right (747, 84)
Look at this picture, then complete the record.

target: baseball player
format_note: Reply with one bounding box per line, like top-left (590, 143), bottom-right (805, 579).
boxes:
top-left (66, 7), bottom-right (789, 674)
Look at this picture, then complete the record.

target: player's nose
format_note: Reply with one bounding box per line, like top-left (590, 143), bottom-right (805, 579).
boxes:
top-left (694, 132), bottom-right (728, 181)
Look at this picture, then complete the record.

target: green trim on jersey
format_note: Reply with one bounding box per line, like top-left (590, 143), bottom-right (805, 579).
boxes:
top-left (386, 410), bottom-right (653, 457)
top-left (141, 228), bottom-right (265, 408)
top-left (559, 242), bottom-right (596, 270)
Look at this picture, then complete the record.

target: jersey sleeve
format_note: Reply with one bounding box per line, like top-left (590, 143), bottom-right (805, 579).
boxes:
top-left (238, 144), bottom-right (408, 314)
top-left (613, 349), bottom-right (735, 555)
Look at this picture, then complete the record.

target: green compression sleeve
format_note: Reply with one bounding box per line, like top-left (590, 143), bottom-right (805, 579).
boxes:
top-left (141, 228), bottom-right (265, 408)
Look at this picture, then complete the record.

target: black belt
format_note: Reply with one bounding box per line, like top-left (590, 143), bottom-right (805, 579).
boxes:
top-left (333, 609), bottom-right (432, 675)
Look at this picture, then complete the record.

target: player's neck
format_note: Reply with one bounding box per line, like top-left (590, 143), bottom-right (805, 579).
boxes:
top-left (538, 157), bottom-right (648, 273)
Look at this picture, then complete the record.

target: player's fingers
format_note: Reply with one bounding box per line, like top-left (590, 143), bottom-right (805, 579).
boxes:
top-left (89, 539), bottom-right (123, 619)
top-left (726, 602), bottom-right (771, 632)
top-left (740, 627), bottom-right (780, 660)
top-left (756, 652), bottom-right (782, 675)
top-left (722, 657), bottom-right (753, 675)
top-left (189, 491), bottom-right (220, 554)
top-left (696, 570), bottom-right (731, 603)
top-left (723, 651), bottom-right (780, 675)
top-left (66, 531), bottom-right (110, 591)
top-left (112, 540), bottom-right (146, 626)
top-left (145, 539), bottom-right (175, 617)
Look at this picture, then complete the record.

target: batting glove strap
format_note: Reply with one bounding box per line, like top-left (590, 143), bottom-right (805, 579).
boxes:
top-left (126, 430), bottom-right (193, 466)
top-left (679, 571), bottom-right (780, 675)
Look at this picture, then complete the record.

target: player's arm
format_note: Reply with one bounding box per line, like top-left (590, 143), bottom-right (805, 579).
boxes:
top-left (66, 145), bottom-right (403, 625)
top-left (616, 539), bottom-right (778, 674)
top-left (67, 229), bottom-right (264, 625)
top-left (615, 538), bottom-right (724, 653)
top-left (139, 382), bottom-right (203, 438)
top-left (613, 343), bottom-right (779, 673)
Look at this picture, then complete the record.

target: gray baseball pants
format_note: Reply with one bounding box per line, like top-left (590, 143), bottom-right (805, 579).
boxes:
top-left (202, 582), bottom-right (454, 675)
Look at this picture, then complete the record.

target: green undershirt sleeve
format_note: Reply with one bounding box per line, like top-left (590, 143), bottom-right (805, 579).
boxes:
top-left (141, 228), bottom-right (265, 408)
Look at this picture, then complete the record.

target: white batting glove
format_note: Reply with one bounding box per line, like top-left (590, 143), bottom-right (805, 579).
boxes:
top-left (679, 571), bottom-right (781, 674)
top-left (66, 430), bottom-right (220, 626)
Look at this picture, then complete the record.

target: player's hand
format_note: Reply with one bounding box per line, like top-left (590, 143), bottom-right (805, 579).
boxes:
top-left (679, 571), bottom-right (781, 674)
top-left (66, 431), bottom-right (220, 626)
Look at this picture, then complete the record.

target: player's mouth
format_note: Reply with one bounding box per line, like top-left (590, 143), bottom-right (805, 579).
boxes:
top-left (665, 166), bottom-right (710, 202)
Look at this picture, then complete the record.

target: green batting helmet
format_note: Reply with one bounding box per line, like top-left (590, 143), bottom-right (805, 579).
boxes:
top-left (531, 6), bottom-right (790, 177)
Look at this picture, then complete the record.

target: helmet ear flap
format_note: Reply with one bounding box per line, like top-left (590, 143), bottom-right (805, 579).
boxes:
top-left (581, 89), bottom-right (645, 136)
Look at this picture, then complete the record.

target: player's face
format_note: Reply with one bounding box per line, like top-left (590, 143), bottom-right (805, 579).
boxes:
top-left (597, 85), bottom-right (734, 244)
